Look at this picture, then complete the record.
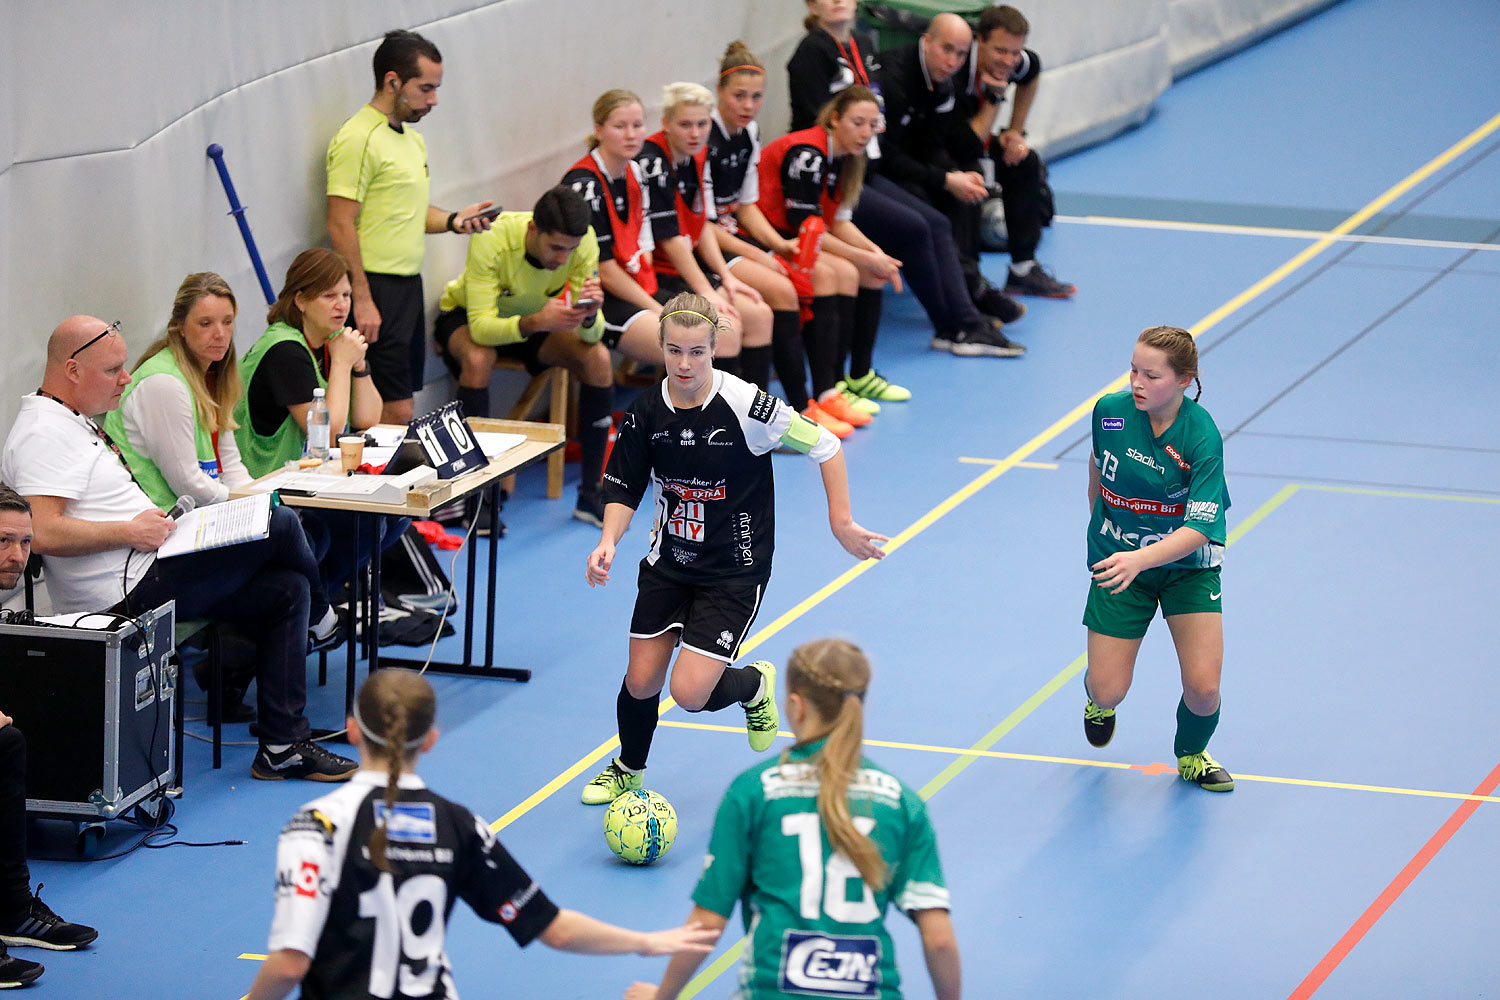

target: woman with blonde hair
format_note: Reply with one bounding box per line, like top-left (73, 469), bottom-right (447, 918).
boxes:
top-left (582, 294), bottom-right (886, 806)
top-left (624, 638), bottom-right (961, 1000)
top-left (245, 669), bottom-right (716, 1000)
top-left (105, 272), bottom-right (252, 507)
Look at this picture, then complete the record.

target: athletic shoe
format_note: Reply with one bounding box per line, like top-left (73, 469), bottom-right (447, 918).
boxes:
top-left (1083, 699), bottom-right (1116, 747)
top-left (843, 369), bottom-right (912, 402)
top-left (947, 326), bottom-right (1026, 358)
top-left (1004, 263), bottom-right (1076, 298)
top-left (802, 401), bottom-right (853, 439)
top-left (581, 758), bottom-right (642, 805)
top-left (930, 331), bottom-right (957, 352)
top-left (743, 661), bottom-right (780, 752)
top-left (1177, 751), bottom-right (1235, 792)
top-left (836, 386), bottom-right (880, 415)
top-left (976, 285), bottom-right (1027, 323)
top-left (0, 886), bottom-right (98, 951)
top-left (307, 618), bottom-right (346, 655)
top-left (573, 492), bottom-right (605, 528)
top-left (0, 951), bottom-right (42, 988)
top-left (251, 740), bottom-right (358, 782)
top-left (816, 392), bottom-right (873, 427)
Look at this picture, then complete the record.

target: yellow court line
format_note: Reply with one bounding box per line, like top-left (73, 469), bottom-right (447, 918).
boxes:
top-left (1298, 483), bottom-right (1500, 505)
top-left (1055, 214), bottom-right (1500, 254)
top-left (658, 721), bottom-right (1500, 804)
top-left (957, 457), bottom-right (1059, 469)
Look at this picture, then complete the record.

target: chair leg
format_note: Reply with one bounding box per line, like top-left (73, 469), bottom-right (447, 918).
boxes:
top-left (546, 368), bottom-right (567, 499)
top-left (207, 628), bottom-right (223, 770)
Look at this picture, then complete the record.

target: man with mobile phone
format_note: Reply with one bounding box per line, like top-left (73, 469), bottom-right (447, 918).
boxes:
top-left (326, 29), bottom-right (496, 428)
top-left (431, 186), bottom-right (615, 527)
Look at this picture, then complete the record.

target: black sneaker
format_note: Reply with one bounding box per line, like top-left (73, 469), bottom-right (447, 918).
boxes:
top-left (975, 286), bottom-right (1027, 324)
top-left (948, 326), bottom-right (1026, 358)
top-left (308, 617), bottom-right (347, 655)
top-left (929, 330), bottom-right (957, 351)
top-left (573, 492), bottom-right (605, 528)
top-left (0, 950), bottom-right (42, 988)
top-left (1005, 263), bottom-right (1076, 298)
top-left (1177, 752), bottom-right (1235, 792)
top-left (0, 886), bottom-right (98, 951)
top-left (251, 740), bottom-right (357, 782)
top-left (1084, 699), bottom-right (1116, 748)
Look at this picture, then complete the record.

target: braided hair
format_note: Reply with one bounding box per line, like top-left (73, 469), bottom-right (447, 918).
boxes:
top-left (353, 669), bottom-right (436, 873)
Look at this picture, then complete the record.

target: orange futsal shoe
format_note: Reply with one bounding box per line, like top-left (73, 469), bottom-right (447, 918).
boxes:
top-left (802, 400), bottom-right (854, 439)
top-left (815, 392), bottom-right (873, 427)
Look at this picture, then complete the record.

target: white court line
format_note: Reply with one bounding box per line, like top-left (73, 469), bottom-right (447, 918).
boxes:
top-left (1056, 214), bottom-right (1500, 253)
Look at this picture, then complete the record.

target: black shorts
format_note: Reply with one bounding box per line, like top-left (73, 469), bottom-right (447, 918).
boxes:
top-left (629, 563), bottom-right (765, 663)
top-left (656, 269), bottom-right (722, 297)
top-left (433, 308), bottom-right (550, 376)
top-left (601, 287), bottom-right (672, 349)
top-left (365, 272), bottom-right (425, 402)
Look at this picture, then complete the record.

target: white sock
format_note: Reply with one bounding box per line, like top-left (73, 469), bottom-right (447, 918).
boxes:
top-left (312, 607), bottom-right (338, 639)
top-left (264, 743), bottom-right (291, 754)
top-left (615, 758), bottom-right (643, 774)
top-left (746, 675), bottom-right (767, 705)
top-left (1010, 259), bottom-right (1036, 277)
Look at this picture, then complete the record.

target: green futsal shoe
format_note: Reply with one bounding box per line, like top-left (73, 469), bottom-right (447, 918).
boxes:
top-left (744, 661), bottom-right (780, 752)
top-left (1177, 751), bottom-right (1235, 792)
top-left (1084, 699), bottom-right (1116, 747)
top-left (843, 369), bottom-right (912, 402)
top-left (581, 758), bottom-right (642, 805)
top-left (838, 385), bottom-right (881, 415)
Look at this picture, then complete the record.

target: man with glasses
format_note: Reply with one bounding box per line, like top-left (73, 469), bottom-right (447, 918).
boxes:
top-left (0, 317), bottom-right (356, 782)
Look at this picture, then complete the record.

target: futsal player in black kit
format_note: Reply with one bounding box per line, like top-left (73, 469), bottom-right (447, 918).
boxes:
top-left (581, 292), bottom-right (887, 805)
top-left (244, 670), bottom-right (714, 1000)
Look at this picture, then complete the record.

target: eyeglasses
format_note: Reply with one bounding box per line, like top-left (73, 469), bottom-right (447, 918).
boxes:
top-left (69, 320), bottom-right (121, 361)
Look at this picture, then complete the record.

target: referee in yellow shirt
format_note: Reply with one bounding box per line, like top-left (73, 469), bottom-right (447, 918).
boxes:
top-left (434, 187), bottom-right (614, 527)
top-left (326, 29), bottom-right (493, 425)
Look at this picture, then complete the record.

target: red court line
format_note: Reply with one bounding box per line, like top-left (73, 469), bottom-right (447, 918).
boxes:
top-left (1287, 758), bottom-right (1500, 999)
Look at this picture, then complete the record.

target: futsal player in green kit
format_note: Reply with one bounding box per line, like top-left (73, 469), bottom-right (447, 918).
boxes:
top-left (624, 638), bottom-right (961, 1000)
top-left (1083, 326), bottom-right (1234, 791)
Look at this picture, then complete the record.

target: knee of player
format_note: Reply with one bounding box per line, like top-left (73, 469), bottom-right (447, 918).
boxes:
top-left (579, 345), bottom-right (614, 386)
top-left (669, 678), bottom-right (710, 712)
top-left (1181, 680), bottom-right (1221, 713)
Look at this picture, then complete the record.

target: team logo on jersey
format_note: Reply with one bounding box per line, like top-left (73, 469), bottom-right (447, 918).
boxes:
top-left (749, 391), bottom-right (777, 424)
top-left (1162, 443), bottom-right (1192, 470)
top-left (680, 428), bottom-right (696, 446)
top-left (374, 802), bottom-right (437, 844)
top-left (706, 427), bottom-right (733, 445)
top-left (295, 861), bottom-right (319, 898)
top-left (716, 630), bottom-right (734, 649)
top-left (1101, 417), bottom-right (1125, 430)
top-left (779, 931), bottom-right (882, 996)
top-left (788, 150), bottom-right (823, 180)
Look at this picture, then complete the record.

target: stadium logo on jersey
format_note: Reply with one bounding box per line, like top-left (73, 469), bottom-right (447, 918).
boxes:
top-left (749, 390), bottom-right (777, 424)
top-left (1163, 443), bottom-right (1192, 470)
top-left (779, 931), bottom-right (882, 996)
top-left (788, 150), bottom-right (823, 180)
top-left (717, 630), bottom-right (734, 649)
top-left (680, 428), bottom-right (696, 446)
top-left (374, 802), bottom-right (437, 844)
top-left (1186, 500), bottom-right (1219, 522)
top-left (1101, 417), bottom-right (1125, 431)
top-left (1126, 447), bottom-right (1165, 474)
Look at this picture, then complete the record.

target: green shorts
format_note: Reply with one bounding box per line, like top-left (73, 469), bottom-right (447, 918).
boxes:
top-left (1083, 565), bottom-right (1222, 640)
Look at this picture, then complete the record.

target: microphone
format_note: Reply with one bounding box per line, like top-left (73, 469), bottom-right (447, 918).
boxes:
top-left (167, 495), bottom-right (197, 520)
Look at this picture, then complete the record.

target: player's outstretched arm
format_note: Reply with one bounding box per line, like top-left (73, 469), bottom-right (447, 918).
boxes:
top-left (914, 907), bottom-right (962, 1000)
top-left (540, 908), bottom-right (718, 957)
top-left (245, 948), bottom-right (311, 1000)
top-left (818, 451), bottom-right (888, 561)
top-left (586, 502), bottom-right (637, 587)
top-left (624, 906), bottom-right (729, 1000)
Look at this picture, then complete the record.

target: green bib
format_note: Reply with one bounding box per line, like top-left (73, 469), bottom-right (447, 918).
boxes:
top-left (103, 350), bottom-right (219, 509)
top-left (234, 323), bottom-right (327, 478)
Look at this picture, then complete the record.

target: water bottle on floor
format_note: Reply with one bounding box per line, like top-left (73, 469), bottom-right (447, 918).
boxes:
top-left (307, 388), bottom-right (330, 461)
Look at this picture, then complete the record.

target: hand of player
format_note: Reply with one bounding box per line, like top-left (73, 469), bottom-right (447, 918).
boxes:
top-left (708, 291), bottom-right (740, 325)
top-left (456, 200), bottom-right (496, 233)
top-left (353, 288), bottom-right (382, 343)
top-left (999, 130), bottom-right (1030, 166)
top-left (534, 296), bottom-right (591, 334)
top-left (776, 236), bottom-right (799, 260)
top-left (623, 984), bottom-right (658, 1000)
top-left (326, 327), bottom-right (369, 370)
top-left (127, 509), bottom-right (176, 552)
top-left (832, 519), bottom-right (888, 562)
top-left (1091, 549), bottom-right (1149, 595)
top-left (636, 920), bottom-right (719, 956)
top-left (944, 170), bottom-right (989, 204)
top-left (865, 250), bottom-right (904, 294)
top-left (0, 709), bottom-right (11, 730)
top-left (579, 276), bottom-right (605, 305)
top-left (586, 541), bottom-right (616, 587)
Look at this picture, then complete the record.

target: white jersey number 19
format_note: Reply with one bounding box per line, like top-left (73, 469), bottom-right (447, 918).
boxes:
top-left (782, 812), bottom-right (879, 924)
top-left (359, 873), bottom-right (448, 998)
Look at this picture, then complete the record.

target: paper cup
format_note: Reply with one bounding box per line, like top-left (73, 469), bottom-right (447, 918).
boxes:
top-left (338, 435), bottom-right (365, 472)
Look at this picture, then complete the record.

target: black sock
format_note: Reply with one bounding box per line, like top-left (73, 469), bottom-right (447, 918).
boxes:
top-left (805, 296), bottom-right (841, 399)
top-left (699, 664), bottom-right (763, 713)
top-left (770, 309), bottom-right (810, 409)
top-left (577, 383), bottom-right (614, 500)
top-left (716, 354), bottom-right (742, 379)
top-left (835, 294), bottom-right (856, 382)
top-left (455, 385), bottom-right (490, 419)
top-left (739, 345), bottom-right (773, 390)
top-left (851, 287), bottom-right (882, 380)
top-left (616, 679), bottom-right (660, 771)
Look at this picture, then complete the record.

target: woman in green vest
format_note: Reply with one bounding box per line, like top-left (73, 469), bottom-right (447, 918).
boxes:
top-left (105, 272), bottom-right (252, 508)
top-left (236, 248), bottom-right (402, 597)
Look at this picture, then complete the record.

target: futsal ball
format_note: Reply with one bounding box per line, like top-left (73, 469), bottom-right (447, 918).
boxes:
top-left (604, 789), bottom-right (677, 865)
top-left (979, 196), bottom-right (1009, 252)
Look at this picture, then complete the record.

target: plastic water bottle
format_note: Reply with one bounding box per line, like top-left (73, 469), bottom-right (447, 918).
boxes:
top-left (307, 388), bottom-right (330, 461)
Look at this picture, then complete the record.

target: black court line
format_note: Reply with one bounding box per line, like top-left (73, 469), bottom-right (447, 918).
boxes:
top-left (1043, 454), bottom-right (1500, 498)
top-left (1052, 135), bottom-right (1500, 461)
top-left (1236, 430), bottom-right (1500, 455)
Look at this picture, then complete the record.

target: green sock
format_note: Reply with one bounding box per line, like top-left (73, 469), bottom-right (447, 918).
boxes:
top-left (1174, 697), bottom-right (1220, 758)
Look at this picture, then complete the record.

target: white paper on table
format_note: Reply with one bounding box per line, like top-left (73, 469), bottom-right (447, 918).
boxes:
top-left (366, 426), bottom-right (407, 448)
top-left (156, 492), bottom-right (273, 558)
top-left (473, 431), bottom-right (527, 458)
top-left (240, 468), bottom-right (312, 493)
top-left (363, 446), bottom-right (399, 468)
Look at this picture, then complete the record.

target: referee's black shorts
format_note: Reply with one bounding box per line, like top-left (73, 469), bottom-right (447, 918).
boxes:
top-left (629, 563), bottom-right (765, 663)
top-left (364, 271), bottom-right (425, 402)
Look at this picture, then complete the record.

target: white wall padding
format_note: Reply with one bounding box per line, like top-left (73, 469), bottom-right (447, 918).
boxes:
top-left (1169, 0), bottom-right (1343, 77)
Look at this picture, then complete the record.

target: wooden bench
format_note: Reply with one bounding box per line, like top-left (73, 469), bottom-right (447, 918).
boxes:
top-left (495, 361), bottom-right (567, 499)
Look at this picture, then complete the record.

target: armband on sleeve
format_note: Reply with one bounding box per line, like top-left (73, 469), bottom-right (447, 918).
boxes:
top-left (779, 413), bottom-right (822, 454)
